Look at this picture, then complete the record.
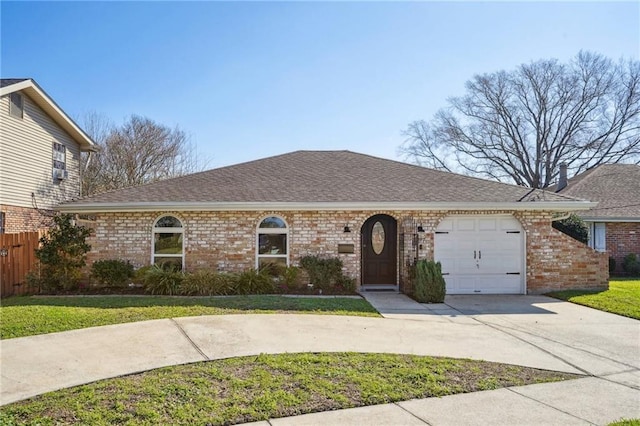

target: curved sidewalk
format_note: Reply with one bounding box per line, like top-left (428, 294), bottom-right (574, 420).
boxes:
top-left (1, 294), bottom-right (639, 424)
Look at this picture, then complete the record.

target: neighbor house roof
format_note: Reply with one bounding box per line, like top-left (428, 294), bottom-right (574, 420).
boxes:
top-left (556, 163), bottom-right (640, 221)
top-left (0, 78), bottom-right (96, 151)
top-left (58, 151), bottom-right (594, 213)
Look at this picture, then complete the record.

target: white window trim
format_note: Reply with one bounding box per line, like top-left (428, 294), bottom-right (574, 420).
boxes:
top-left (151, 215), bottom-right (185, 270)
top-left (256, 215), bottom-right (289, 268)
top-left (587, 221), bottom-right (607, 252)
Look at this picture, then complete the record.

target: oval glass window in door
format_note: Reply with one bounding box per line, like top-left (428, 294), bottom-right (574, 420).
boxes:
top-left (372, 221), bottom-right (385, 254)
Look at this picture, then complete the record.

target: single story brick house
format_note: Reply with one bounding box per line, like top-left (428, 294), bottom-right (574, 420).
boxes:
top-left (556, 163), bottom-right (640, 274)
top-left (58, 151), bottom-right (608, 294)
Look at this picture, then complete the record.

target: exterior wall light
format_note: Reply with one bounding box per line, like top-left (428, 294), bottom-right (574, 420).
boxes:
top-left (417, 225), bottom-right (425, 233)
top-left (343, 225), bottom-right (351, 233)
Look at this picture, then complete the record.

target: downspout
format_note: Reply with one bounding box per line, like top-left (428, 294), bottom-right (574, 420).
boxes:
top-left (80, 151), bottom-right (93, 197)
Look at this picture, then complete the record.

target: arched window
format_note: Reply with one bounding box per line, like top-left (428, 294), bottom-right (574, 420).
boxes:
top-left (152, 215), bottom-right (184, 270)
top-left (257, 216), bottom-right (288, 269)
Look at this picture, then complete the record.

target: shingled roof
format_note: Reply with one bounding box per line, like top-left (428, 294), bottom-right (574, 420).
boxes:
top-left (59, 151), bottom-right (591, 212)
top-left (0, 78), bottom-right (29, 88)
top-left (557, 163), bottom-right (640, 221)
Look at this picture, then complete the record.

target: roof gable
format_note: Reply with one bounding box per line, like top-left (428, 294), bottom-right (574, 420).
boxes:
top-left (557, 163), bottom-right (640, 220)
top-left (0, 78), bottom-right (96, 151)
top-left (59, 151), bottom-right (592, 212)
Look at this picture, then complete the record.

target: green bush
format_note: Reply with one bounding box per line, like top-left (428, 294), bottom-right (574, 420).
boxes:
top-left (335, 275), bottom-right (357, 293)
top-left (300, 255), bottom-right (345, 291)
top-left (609, 257), bottom-right (617, 274)
top-left (412, 260), bottom-right (446, 303)
top-left (622, 253), bottom-right (640, 276)
top-left (280, 266), bottom-right (302, 291)
top-left (143, 265), bottom-right (183, 295)
top-left (181, 270), bottom-right (238, 296)
top-left (91, 259), bottom-right (134, 288)
top-left (33, 214), bottom-right (91, 292)
top-left (132, 265), bottom-right (154, 285)
top-left (235, 268), bottom-right (274, 295)
top-left (552, 214), bottom-right (588, 244)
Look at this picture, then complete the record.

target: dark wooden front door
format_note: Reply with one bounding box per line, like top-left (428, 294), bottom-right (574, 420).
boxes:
top-left (362, 214), bottom-right (397, 285)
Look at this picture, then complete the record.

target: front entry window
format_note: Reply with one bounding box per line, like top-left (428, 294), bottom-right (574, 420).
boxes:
top-left (257, 216), bottom-right (288, 268)
top-left (372, 221), bottom-right (385, 254)
top-left (152, 215), bottom-right (184, 270)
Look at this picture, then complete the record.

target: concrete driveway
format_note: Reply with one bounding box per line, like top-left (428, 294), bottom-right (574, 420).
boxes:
top-left (443, 295), bottom-right (640, 377)
top-left (1, 294), bottom-right (639, 424)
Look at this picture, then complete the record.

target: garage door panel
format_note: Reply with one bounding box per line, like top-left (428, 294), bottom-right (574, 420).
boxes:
top-left (478, 218), bottom-right (498, 231)
top-left (475, 275), bottom-right (522, 294)
top-left (435, 216), bottom-right (524, 295)
top-left (437, 219), bottom-right (454, 232)
top-left (456, 219), bottom-right (476, 231)
top-left (445, 276), bottom-right (476, 294)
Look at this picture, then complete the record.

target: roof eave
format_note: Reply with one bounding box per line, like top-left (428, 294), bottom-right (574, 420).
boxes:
top-left (578, 216), bottom-right (640, 223)
top-left (57, 200), bottom-right (598, 214)
top-left (0, 79), bottom-right (97, 151)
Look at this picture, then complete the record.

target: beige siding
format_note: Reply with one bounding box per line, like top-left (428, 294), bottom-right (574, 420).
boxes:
top-left (0, 92), bottom-right (81, 209)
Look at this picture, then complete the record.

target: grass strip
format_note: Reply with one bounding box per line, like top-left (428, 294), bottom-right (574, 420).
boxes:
top-left (609, 420), bottom-right (640, 426)
top-left (546, 279), bottom-right (640, 320)
top-left (0, 352), bottom-right (580, 425)
top-left (0, 295), bottom-right (379, 339)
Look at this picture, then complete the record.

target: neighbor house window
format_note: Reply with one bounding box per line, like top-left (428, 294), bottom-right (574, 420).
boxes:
top-left (257, 216), bottom-right (288, 269)
top-left (588, 222), bottom-right (606, 252)
top-left (52, 142), bottom-right (67, 180)
top-left (9, 93), bottom-right (23, 118)
top-left (152, 215), bottom-right (184, 270)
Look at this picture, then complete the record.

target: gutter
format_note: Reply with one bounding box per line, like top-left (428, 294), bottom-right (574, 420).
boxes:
top-left (577, 217), bottom-right (640, 223)
top-left (57, 200), bottom-right (599, 214)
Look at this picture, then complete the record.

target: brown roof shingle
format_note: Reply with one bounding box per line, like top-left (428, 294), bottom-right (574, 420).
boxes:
top-left (557, 163), bottom-right (640, 220)
top-left (61, 151), bottom-right (583, 209)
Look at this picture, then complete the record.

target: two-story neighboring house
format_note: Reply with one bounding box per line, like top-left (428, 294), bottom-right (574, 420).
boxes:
top-left (0, 78), bottom-right (96, 233)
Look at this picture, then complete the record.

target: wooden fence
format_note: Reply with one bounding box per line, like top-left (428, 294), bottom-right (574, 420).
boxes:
top-left (0, 231), bottom-right (44, 297)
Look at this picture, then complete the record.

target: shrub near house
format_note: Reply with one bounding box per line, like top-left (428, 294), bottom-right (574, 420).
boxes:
top-left (82, 255), bottom-right (356, 296)
top-left (29, 214), bottom-right (91, 292)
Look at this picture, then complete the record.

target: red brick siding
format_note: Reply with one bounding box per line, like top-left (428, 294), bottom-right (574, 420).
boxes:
top-left (0, 204), bottom-right (53, 233)
top-left (86, 209), bottom-right (608, 292)
top-left (516, 212), bottom-right (608, 293)
top-left (606, 222), bottom-right (640, 273)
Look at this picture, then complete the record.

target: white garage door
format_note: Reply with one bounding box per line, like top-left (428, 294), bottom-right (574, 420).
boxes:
top-left (434, 215), bottom-right (525, 294)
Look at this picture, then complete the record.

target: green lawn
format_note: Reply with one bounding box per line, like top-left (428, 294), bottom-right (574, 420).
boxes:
top-left (0, 295), bottom-right (379, 339)
top-left (0, 352), bottom-right (580, 426)
top-left (609, 420), bottom-right (640, 426)
top-left (547, 279), bottom-right (640, 320)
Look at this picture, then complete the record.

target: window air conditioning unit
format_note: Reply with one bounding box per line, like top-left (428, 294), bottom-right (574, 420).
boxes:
top-left (53, 169), bottom-right (68, 180)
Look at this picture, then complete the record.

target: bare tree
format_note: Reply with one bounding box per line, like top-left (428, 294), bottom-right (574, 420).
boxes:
top-left (401, 51), bottom-right (640, 188)
top-left (80, 114), bottom-right (208, 196)
top-left (79, 111), bottom-right (114, 196)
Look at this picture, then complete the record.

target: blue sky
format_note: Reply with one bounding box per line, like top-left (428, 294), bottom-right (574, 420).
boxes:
top-left (2, 1), bottom-right (639, 169)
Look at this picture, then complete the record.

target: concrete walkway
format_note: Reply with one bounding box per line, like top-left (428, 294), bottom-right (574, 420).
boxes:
top-left (1, 293), bottom-right (639, 425)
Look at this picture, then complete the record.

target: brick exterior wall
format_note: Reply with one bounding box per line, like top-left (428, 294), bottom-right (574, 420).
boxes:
top-left (606, 222), bottom-right (640, 274)
top-left (0, 204), bottom-right (53, 233)
top-left (85, 209), bottom-right (608, 293)
top-left (515, 211), bottom-right (608, 293)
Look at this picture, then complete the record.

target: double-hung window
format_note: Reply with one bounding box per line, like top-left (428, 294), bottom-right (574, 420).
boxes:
top-left (152, 215), bottom-right (184, 270)
top-left (257, 216), bottom-right (288, 268)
